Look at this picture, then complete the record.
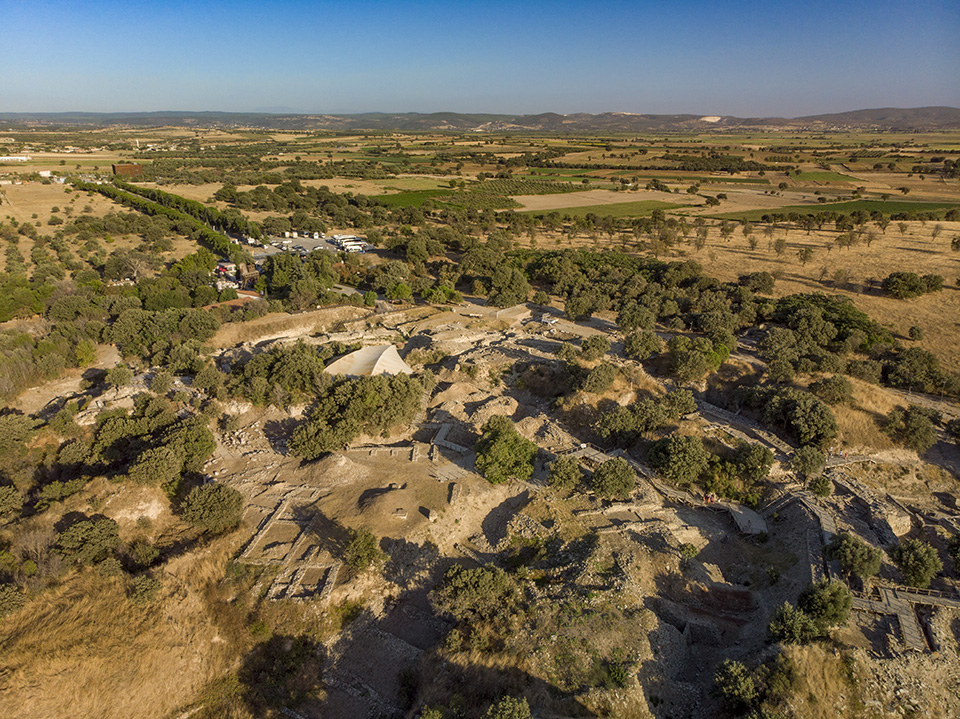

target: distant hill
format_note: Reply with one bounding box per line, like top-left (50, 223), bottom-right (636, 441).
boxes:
top-left (1, 107), bottom-right (958, 132)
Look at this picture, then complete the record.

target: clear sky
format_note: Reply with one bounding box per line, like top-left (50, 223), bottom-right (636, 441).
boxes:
top-left (2, 0), bottom-right (958, 116)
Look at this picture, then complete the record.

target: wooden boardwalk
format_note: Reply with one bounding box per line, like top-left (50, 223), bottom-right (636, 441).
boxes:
top-left (852, 584), bottom-right (960, 652)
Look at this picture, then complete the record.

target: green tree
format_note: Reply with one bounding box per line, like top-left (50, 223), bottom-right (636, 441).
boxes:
top-left (649, 434), bottom-right (709, 486)
top-left (482, 696), bottom-right (531, 719)
top-left (624, 330), bottom-right (662, 360)
top-left (768, 601), bottom-right (817, 644)
top-left (487, 266), bottom-right (531, 308)
top-left (181, 482), bottom-right (244, 533)
top-left (808, 375), bottom-right (852, 405)
top-left (57, 517), bottom-right (122, 565)
top-left (827, 532), bottom-right (882, 582)
top-left (344, 528), bottom-right (381, 570)
top-left (883, 405), bottom-right (938, 454)
top-left (0, 584), bottom-right (27, 618)
top-left (106, 364), bottom-right (134, 389)
top-left (548, 455), bottom-right (582, 490)
top-left (590, 457), bottom-right (637, 499)
top-left (713, 659), bottom-right (758, 713)
top-left (798, 579), bottom-right (851, 631)
top-left (792, 445), bottom-right (825, 478)
top-left (890, 538), bottom-right (942, 588)
top-left (127, 444), bottom-right (183, 486)
top-left (579, 335), bottom-right (611, 361)
top-left (433, 563), bottom-right (519, 622)
top-left (475, 416), bottom-right (537, 484)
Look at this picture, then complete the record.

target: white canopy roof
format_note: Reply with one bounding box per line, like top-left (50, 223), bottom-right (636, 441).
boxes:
top-left (324, 344), bottom-right (413, 377)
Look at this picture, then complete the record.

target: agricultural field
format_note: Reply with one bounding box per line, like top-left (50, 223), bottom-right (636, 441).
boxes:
top-left (0, 121), bottom-right (959, 719)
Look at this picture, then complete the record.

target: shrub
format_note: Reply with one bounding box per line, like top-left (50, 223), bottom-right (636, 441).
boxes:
top-left (809, 475), bottom-right (832, 497)
top-left (433, 564), bottom-right (519, 623)
top-left (57, 517), bottom-right (122, 565)
top-left (649, 434), bottom-right (709, 486)
top-left (827, 532), bottom-right (882, 582)
top-left (181, 482), bottom-right (244, 533)
top-left (798, 579), bottom-right (851, 631)
top-left (0, 583), bottom-right (26, 618)
top-left (580, 363), bottom-right (617, 393)
top-left (883, 405), bottom-right (938, 454)
top-left (808, 375), bottom-right (852, 405)
top-left (890, 538), bottom-right (942, 588)
top-left (623, 329), bottom-right (662, 361)
top-left (768, 602), bottom-right (818, 644)
top-left (475, 416), bottom-right (537, 484)
top-left (590, 457), bottom-right (637, 499)
top-left (344, 528), bottom-right (381, 570)
top-left (714, 659), bottom-right (758, 712)
top-left (908, 325), bottom-right (923, 341)
top-left (548, 455), bottom-right (582, 491)
top-left (482, 696), bottom-right (531, 719)
top-left (129, 575), bottom-right (162, 604)
top-left (0, 485), bottom-right (23, 518)
top-left (579, 335), bottom-right (611, 361)
top-left (791, 445), bottom-right (825, 478)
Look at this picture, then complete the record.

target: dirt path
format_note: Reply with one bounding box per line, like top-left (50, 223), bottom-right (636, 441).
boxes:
top-left (14, 344), bottom-right (120, 415)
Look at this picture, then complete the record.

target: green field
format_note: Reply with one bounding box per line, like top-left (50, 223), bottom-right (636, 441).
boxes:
top-left (520, 199), bottom-right (685, 218)
top-left (793, 170), bottom-right (859, 183)
top-left (715, 200), bottom-right (960, 221)
top-left (375, 189), bottom-right (454, 207)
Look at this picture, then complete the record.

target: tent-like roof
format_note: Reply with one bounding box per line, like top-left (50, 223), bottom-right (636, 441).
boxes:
top-left (324, 344), bottom-right (413, 377)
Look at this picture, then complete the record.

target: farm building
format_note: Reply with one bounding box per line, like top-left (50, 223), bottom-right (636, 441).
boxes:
top-left (324, 345), bottom-right (413, 377)
top-left (112, 163), bottom-right (143, 177)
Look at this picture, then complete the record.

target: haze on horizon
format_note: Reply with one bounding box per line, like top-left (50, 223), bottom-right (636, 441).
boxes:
top-left (3, 0), bottom-right (958, 118)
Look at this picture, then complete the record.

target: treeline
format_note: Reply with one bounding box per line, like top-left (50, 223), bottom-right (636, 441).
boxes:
top-left (112, 180), bottom-right (262, 240)
top-left (71, 180), bottom-right (249, 264)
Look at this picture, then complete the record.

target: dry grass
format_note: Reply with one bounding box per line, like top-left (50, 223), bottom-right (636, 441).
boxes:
top-left (779, 645), bottom-right (857, 719)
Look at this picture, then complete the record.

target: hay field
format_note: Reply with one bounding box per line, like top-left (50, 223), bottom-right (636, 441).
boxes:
top-left (514, 188), bottom-right (684, 212)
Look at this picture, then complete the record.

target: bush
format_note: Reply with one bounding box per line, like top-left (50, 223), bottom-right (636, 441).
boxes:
top-left (881, 272), bottom-right (944, 299)
top-left (482, 696), bottom-right (531, 719)
top-left (579, 335), bottom-right (611, 361)
top-left (129, 574), bottom-right (162, 604)
top-left (714, 659), bottom-right (758, 712)
top-left (344, 528), bottom-right (381, 570)
top-left (0, 583), bottom-right (26, 618)
top-left (0, 485), bottom-right (23, 518)
top-left (884, 405), bottom-right (938, 454)
top-left (181, 482), bottom-right (244, 533)
top-left (798, 579), bottom-right (851, 631)
top-left (809, 475), bottom-right (832, 497)
top-left (433, 564), bottom-right (519, 623)
top-left (768, 602), bottom-right (818, 644)
top-left (791, 445), bottom-right (825, 478)
top-left (649, 434), bottom-right (709, 486)
top-left (580, 363), bottom-right (617, 393)
top-left (57, 517), bottom-right (121, 565)
top-left (548, 455), bottom-right (582, 491)
top-left (827, 532), bottom-right (882, 582)
top-left (475, 416), bottom-right (537, 484)
top-left (890, 538), bottom-right (942, 588)
top-left (623, 329), bottom-right (662, 361)
top-left (808, 375), bottom-right (853, 405)
top-left (590, 457), bottom-right (637, 499)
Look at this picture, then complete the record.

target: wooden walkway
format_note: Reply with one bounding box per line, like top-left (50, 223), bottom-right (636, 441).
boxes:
top-left (852, 584), bottom-right (960, 652)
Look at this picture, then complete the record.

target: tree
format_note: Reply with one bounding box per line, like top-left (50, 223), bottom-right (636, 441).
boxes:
top-left (482, 696), bottom-right (531, 719)
top-left (475, 416), bottom-right (537, 484)
top-left (713, 659), bottom-right (758, 713)
top-left (883, 405), bottom-right (938, 454)
top-left (590, 457), bottom-right (637, 499)
top-left (827, 532), bottom-right (882, 582)
top-left (127, 444), bottom-right (183, 486)
top-left (667, 335), bottom-right (727, 383)
top-left (548, 455), bottom-right (582, 490)
top-left (808, 375), bottom-right (852, 405)
top-left (890, 538), bottom-right (942, 588)
top-left (181, 482), bottom-right (244, 533)
top-left (649, 434), bottom-right (709, 486)
top-left (579, 335), bottom-right (611, 361)
top-left (487, 266), bottom-right (530, 308)
top-left (0, 485), bottom-right (23, 519)
top-left (434, 563), bottom-right (519, 622)
top-left (344, 528), bottom-right (381, 570)
top-left (768, 601), bottom-right (817, 644)
top-left (106, 364), bottom-right (134, 389)
top-left (57, 517), bottom-right (121, 565)
top-left (624, 329), bottom-right (662, 360)
top-left (798, 579), bottom-right (851, 631)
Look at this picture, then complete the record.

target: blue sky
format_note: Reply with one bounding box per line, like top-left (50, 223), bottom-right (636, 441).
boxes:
top-left (2, 0), bottom-right (958, 115)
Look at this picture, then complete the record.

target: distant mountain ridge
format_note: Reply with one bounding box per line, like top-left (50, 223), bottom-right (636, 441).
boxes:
top-left (1, 107), bottom-right (958, 132)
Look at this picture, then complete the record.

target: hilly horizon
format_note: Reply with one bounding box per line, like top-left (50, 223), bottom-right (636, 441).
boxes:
top-left (1, 106), bottom-right (959, 132)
